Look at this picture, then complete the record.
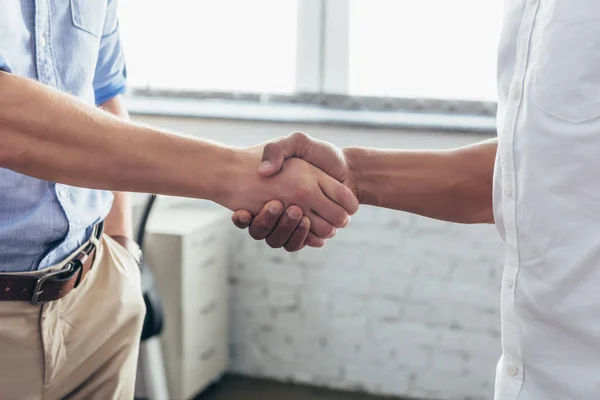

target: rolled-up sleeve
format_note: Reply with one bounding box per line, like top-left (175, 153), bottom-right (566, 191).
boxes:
top-left (0, 54), bottom-right (12, 73)
top-left (93, 0), bottom-right (127, 105)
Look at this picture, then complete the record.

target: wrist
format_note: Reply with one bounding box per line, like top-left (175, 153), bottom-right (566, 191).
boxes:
top-left (343, 147), bottom-right (366, 204)
top-left (212, 146), bottom-right (260, 210)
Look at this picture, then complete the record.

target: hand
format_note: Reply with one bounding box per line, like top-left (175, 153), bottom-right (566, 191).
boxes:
top-left (222, 146), bottom-right (358, 240)
top-left (258, 132), bottom-right (355, 193)
top-left (232, 200), bottom-right (314, 251)
top-left (232, 132), bottom-right (358, 250)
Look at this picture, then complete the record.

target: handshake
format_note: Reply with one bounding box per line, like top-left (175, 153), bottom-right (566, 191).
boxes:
top-left (220, 132), bottom-right (360, 252)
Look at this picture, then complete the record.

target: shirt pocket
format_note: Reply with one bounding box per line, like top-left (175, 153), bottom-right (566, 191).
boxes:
top-left (529, 1), bottom-right (600, 123)
top-left (70, 0), bottom-right (107, 38)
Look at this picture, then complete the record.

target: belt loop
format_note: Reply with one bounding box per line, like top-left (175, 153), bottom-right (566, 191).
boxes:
top-left (90, 222), bottom-right (101, 248)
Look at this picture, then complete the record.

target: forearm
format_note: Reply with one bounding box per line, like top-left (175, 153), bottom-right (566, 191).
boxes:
top-left (345, 138), bottom-right (497, 224)
top-left (0, 72), bottom-right (238, 204)
top-left (99, 96), bottom-right (133, 238)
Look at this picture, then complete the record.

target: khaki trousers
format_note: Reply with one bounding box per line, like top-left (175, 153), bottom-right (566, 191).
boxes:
top-left (0, 235), bottom-right (146, 400)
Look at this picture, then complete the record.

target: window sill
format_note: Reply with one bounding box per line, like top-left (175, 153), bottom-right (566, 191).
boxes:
top-left (124, 95), bottom-right (496, 134)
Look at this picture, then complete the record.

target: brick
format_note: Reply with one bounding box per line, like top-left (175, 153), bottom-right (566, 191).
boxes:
top-left (331, 294), bottom-right (369, 318)
top-left (431, 350), bottom-right (469, 374)
top-left (304, 264), bottom-right (371, 296)
top-left (368, 296), bottom-right (405, 321)
top-left (451, 259), bottom-right (499, 288)
top-left (414, 371), bottom-right (493, 398)
top-left (261, 257), bottom-right (304, 286)
top-left (438, 329), bottom-right (501, 356)
top-left (407, 282), bottom-right (498, 311)
top-left (371, 322), bottom-right (438, 348)
top-left (267, 287), bottom-right (299, 310)
top-left (343, 365), bottom-right (411, 396)
top-left (389, 343), bottom-right (432, 370)
top-left (371, 271), bottom-right (413, 298)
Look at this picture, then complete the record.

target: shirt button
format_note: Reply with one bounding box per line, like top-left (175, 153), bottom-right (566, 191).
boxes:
top-left (506, 183), bottom-right (513, 197)
top-left (507, 363), bottom-right (519, 376)
top-left (39, 37), bottom-right (47, 48)
top-left (507, 277), bottom-right (514, 289)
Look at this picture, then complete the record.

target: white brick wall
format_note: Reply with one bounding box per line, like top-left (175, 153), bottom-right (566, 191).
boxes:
top-left (227, 207), bottom-right (502, 400)
top-left (134, 115), bottom-right (503, 400)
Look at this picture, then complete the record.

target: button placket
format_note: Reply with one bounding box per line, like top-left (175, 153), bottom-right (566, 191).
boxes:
top-left (506, 276), bottom-right (515, 289)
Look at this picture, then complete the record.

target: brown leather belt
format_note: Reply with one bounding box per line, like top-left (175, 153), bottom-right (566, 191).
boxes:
top-left (0, 221), bottom-right (104, 305)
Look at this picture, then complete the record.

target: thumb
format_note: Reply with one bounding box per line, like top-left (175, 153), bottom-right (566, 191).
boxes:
top-left (257, 132), bottom-right (310, 177)
top-left (257, 142), bottom-right (286, 177)
top-left (231, 210), bottom-right (253, 229)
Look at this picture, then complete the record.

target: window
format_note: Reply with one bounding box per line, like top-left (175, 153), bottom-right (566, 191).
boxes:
top-left (348, 0), bottom-right (503, 101)
top-left (118, 0), bottom-right (298, 93)
top-left (119, 0), bottom-right (503, 103)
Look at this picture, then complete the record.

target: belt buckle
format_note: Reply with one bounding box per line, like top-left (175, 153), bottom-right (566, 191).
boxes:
top-left (30, 262), bottom-right (76, 306)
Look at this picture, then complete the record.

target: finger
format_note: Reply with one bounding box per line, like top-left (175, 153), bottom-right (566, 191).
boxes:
top-left (257, 132), bottom-right (311, 177)
top-left (307, 211), bottom-right (338, 239)
top-left (265, 206), bottom-right (303, 248)
top-left (231, 210), bottom-right (253, 229)
top-left (309, 189), bottom-right (350, 230)
top-left (248, 200), bottom-right (285, 240)
top-left (284, 216), bottom-right (311, 252)
top-left (319, 177), bottom-right (359, 217)
top-left (305, 232), bottom-right (326, 248)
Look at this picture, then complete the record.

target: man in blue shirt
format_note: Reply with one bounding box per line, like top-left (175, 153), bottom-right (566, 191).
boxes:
top-left (0, 2), bottom-right (358, 398)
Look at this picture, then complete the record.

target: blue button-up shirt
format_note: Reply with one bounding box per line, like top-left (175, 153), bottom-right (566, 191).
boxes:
top-left (0, 0), bottom-right (126, 272)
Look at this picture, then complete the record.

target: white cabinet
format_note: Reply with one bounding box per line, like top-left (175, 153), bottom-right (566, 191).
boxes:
top-left (144, 205), bottom-right (230, 400)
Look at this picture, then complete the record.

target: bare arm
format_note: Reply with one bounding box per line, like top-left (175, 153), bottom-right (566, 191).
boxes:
top-left (0, 72), bottom-right (237, 199)
top-left (345, 138), bottom-right (497, 224)
top-left (0, 73), bottom-right (358, 237)
top-left (98, 95), bottom-right (133, 238)
top-left (232, 134), bottom-right (497, 248)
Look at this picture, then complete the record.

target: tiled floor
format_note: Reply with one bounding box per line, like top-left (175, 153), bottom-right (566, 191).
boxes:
top-left (195, 375), bottom-right (406, 400)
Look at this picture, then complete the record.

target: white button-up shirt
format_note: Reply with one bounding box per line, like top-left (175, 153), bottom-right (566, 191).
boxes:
top-left (494, 1), bottom-right (600, 398)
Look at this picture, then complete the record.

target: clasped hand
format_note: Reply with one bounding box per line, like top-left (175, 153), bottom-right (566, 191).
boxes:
top-left (225, 133), bottom-right (357, 252)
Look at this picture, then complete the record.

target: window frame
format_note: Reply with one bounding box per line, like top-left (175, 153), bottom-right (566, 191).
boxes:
top-left (125, 0), bottom-right (497, 129)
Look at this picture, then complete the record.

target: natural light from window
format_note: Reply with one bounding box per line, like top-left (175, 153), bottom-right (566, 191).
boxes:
top-left (119, 0), bottom-right (298, 93)
top-left (349, 0), bottom-right (503, 101)
top-left (119, 0), bottom-right (503, 102)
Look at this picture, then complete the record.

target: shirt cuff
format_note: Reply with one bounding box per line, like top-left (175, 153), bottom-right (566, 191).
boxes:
top-left (94, 79), bottom-right (127, 105)
top-left (0, 54), bottom-right (12, 73)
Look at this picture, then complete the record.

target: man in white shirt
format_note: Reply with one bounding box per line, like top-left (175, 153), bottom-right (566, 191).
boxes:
top-left (233, 1), bottom-right (600, 398)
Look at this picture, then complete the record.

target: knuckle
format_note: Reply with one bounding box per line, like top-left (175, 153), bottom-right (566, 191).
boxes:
top-left (290, 132), bottom-right (310, 150)
top-left (290, 131), bottom-right (308, 141)
top-left (337, 184), bottom-right (350, 201)
top-left (338, 186), bottom-right (359, 213)
top-left (263, 142), bottom-right (278, 155)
